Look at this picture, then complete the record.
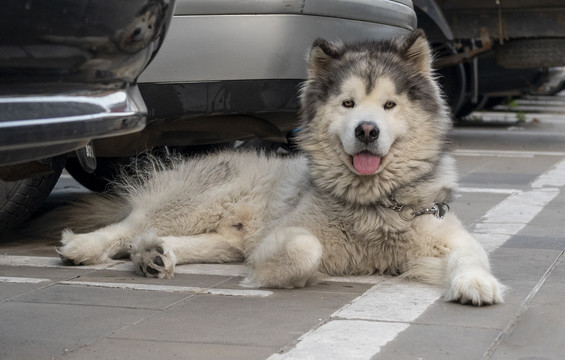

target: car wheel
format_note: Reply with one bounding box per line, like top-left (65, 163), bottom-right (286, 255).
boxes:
top-left (64, 156), bottom-right (130, 193)
top-left (0, 155), bottom-right (66, 233)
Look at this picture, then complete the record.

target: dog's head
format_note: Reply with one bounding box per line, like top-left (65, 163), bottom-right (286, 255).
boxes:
top-left (298, 30), bottom-right (452, 204)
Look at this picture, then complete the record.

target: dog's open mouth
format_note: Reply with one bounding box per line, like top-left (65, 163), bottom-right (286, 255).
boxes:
top-left (352, 151), bottom-right (381, 175)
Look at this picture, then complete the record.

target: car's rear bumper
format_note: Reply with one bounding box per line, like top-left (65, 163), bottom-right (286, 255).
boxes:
top-left (0, 86), bottom-right (146, 166)
top-left (140, 0), bottom-right (416, 83)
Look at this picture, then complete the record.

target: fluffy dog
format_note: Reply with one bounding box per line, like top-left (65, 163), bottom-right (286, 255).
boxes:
top-left (58, 30), bottom-right (505, 305)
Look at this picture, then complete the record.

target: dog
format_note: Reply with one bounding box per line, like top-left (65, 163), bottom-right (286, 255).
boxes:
top-left (57, 29), bottom-right (505, 305)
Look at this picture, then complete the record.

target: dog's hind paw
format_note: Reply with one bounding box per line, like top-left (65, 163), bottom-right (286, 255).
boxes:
top-left (445, 269), bottom-right (506, 306)
top-left (131, 231), bottom-right (176, 279)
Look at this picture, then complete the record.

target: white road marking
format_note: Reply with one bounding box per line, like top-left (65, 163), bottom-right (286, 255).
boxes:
top-left (453, 149), bottom-right (565, 157)
top-left (269, 320), bottom-right (409, 360)
top-left (59, 280), bottom-right (273, 297)
top-left (531, 159), bottom-right (565, 188)
top-left (0, 276), bottom-right (51, 284)
top-left (458, 187), bottom-right (521, 194)
top-left (0, 255), bottom-right (124, 269)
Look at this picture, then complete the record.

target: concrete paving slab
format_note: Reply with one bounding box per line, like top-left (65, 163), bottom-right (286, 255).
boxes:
top-left (502, 235), bottom-right (565, 250)
top-left (63, 338), bottom-right (276, 360)
top-left (13, 284), bottom-right (192, 309)
top-left (113, 291), bottom-right (366, 348)
top-left (375, 324), bottom-right (500, 360)
top-left (461, 172), bottom-right (538, 187)
top-left (214, 275), bottom-right (374, 295)
top-left (76, 269), bottom-right (232, 289)
top-left (0, 282), bottom-right (51, 301)
top-left (414, 279), bottom-right (537, 330)
top-left (450, 192), bottom-right (510, 227)
top-left (0, 301), bottom-right (153, 360)
top-left (489, 248), bottom-right (563, 282)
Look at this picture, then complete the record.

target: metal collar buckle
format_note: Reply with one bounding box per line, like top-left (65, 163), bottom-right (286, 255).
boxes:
top-left (380, 196), bottom-right (450, 221)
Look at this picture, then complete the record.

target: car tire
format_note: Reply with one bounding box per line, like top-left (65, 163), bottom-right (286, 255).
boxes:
top-left (0, 155), bottom-right (66, 233)
top-left (64, 157), bottom-right (129, 193)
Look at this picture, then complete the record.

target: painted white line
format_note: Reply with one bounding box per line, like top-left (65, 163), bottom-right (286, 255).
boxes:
top-left (0, 276), bottom-right (51, 284)
top-left (269, 320), bottom-right (409, 360)
top-left (531, 159), bottom-right (565, 188)
top-left (0, 255), bottom-right (124, 270)
top-left (59, 281), bottom-right (272, 297)
top-left (453, 149), bottom-right (565, 157)
top-left (458, 187), bottom-right (521, 195)
top-left (334, 279), bottom-right (442, 322)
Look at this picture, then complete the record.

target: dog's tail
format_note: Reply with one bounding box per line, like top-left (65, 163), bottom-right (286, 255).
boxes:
top-left (23, 193), bottom-right (130, 238)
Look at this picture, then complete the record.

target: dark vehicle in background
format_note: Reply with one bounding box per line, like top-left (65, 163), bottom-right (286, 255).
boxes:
top-left (0, 0), bottom-right (174, 231)
top-left (415, 0), bottom-right (565, 117)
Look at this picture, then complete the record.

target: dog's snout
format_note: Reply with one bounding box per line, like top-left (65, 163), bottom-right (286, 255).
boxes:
top-left (354, 122), bottom-right (379, 144)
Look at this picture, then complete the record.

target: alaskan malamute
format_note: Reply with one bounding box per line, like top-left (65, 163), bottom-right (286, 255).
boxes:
top-left (58, 30), bottom-right (505, 305)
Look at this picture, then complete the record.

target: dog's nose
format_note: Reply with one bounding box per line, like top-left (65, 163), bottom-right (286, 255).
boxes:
top-left (355, 122), bottom-right (379, 144)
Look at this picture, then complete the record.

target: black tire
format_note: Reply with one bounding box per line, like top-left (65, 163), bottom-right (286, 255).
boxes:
top-left (0, 155), bottom-right (66, 233)
top-left (65, 156), bottom-right (129, 193)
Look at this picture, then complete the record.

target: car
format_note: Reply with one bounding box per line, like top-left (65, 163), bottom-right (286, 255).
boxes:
top-left (0, 0), bottom-right (418, 233)
top-left (0, 0), bottom-right (175, 232)
top-left (413, 0), bottom-right (565, 118)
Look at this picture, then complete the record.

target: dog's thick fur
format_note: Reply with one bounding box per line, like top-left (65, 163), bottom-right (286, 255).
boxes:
top-left (58, 30), bottom-right (505, 305)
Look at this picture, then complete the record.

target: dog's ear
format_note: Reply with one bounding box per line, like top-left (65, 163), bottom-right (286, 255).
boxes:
top-left (400, 29), bottom-right (433, 75)
top-left (307, 38), bottom-right (343, 78)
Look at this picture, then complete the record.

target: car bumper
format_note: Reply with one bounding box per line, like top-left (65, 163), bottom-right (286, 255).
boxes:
top-left (139, 0), bottom-right (416, 83)
top-left (0, 86), bottom-right (146, 166)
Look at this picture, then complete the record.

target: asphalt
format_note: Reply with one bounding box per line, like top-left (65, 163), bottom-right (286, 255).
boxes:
top-left (1, 92), bottom-right (565, 360)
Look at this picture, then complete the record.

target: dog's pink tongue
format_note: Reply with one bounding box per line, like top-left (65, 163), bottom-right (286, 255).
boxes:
top-left (353, 152), bottom-right (381, 175)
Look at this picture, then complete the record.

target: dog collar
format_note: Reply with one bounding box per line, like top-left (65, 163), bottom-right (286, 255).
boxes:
top-left (378, 195), bottom-right (450, 221)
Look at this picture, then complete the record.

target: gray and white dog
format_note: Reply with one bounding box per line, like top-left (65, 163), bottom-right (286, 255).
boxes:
top-left (58, 30), bottom-right (505, 305)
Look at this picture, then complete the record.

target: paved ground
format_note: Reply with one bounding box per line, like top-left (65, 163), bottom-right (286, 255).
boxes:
top-left (1, 92), bottom-right (565, 359)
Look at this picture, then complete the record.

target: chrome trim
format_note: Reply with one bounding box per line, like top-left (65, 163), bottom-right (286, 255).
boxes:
top-left (0, 86), bottom-right (147, 166)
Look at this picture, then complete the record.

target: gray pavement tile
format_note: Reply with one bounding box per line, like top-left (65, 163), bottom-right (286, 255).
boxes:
top-left (489, 248), bottom-right (563, 281)
top-left (0, 282), bottom-right (51, 301)
top-left (13, 284), bottom-right (192, 309)
top-left (516, 192), bottom-right (565, 240)
top-left (0, 235), bottom-right (60, 256)
top-left (374, 324), bottom-right (500, 360)
top-left (489, 303), bottom-right (565, 360)
top-left (0, 264), bottom-right (94, 280)
top-left (114, 290), bottom-right (364, 348)
top-left (76, 269), bottom-right (231, 289)
top-left (451, 192), bottom-right (510, 227)
top-left (461, 172), bottom-right (538, 187)
top-left (0, 301), bottom-right (153, 360)
top-left (414, 280), bottom-right (536, 330)
top-left (213, 275), bottom-right (373, 295)
top-left (62, 338), bottom-right (276, 360)
top-left (501, 235), bottom-right (565, 250)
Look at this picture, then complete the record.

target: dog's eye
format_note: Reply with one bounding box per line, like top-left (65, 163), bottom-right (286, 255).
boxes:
top-left (342, 100), bottom-right (355, 108)
top-left (384, 101), bottom-right (396, 110)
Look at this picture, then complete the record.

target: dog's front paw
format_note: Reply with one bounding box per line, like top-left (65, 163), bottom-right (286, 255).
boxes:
top-left (131, 232), bottom-right (176, 279)
top-left (57, 229), bottom-right (109, 265)
top-left (445, 269), bottom-right (506, 306)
